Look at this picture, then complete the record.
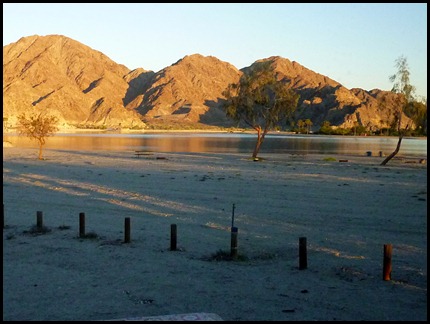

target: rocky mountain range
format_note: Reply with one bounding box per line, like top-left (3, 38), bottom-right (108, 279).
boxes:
top-left (3, 34), bottom-right (411, 131)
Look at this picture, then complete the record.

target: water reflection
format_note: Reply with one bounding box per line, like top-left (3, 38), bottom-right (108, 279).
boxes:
top-left (3, 133), bottom-right (427, 157)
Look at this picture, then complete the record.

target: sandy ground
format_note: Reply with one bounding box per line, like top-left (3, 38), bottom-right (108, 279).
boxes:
top-left (3, 147), bottom-right (427, 321)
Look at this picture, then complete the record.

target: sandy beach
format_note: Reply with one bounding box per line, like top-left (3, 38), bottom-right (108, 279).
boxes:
top-left (3, 147), bottom-right (427, 321)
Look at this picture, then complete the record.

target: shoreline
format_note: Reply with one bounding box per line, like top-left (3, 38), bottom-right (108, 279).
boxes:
top-left (4, 126), bottom-right (427, 138)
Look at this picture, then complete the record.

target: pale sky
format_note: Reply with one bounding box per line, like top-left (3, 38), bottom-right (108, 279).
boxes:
top-left (3, 3), bottom-right (427, 99)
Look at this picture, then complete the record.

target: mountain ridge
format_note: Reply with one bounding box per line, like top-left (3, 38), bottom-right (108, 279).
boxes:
top-left (3, 34), bottom-right (411, 131)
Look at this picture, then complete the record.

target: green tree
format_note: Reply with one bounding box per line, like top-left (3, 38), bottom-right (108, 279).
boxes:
top-left (296, 119), bottom-right (305, 133)
top-left (222, 62), bottom-right (299, 159)
top-left (404, 99), bottom-right (427, 135)
top-left (352, 121), bottom-right (359, 136)
top-left (304, 119), bottom-right (313, 134)
top-left (319, 120), bottom-right (332, 134)
top-left (17, 112), bottom-right (59, 160)
top-left (288, 120), bottom-right (296, 132)
top-left (381, 55), bottom-right (416, 166)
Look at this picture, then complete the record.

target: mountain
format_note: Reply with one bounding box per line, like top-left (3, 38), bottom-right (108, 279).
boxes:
top-left (125, 54), bottom-right (242, 128)
top-left (3, 34), bottom-right (412, 131)
top-left (3, 34), bottom-right (145, 129)
top-left (246, 56), bottom-right (410, 130)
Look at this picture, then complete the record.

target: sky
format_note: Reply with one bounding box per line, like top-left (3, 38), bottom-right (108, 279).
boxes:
top-left (3, 3), bottom-right (427, 100)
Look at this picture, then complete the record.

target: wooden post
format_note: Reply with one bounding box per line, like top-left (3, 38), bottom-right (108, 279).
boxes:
top-left (231, 203), bottom-right (235, 228)
top-left (299, 237), bottom-right (307, 270)
top-left (36, 211), bottom-right (43, 229)
top-left (230, 227), bottom-right (238, 260)
top-left (170, 224), bottom-right (177, 251)
top-left (79, 212), bottom-right (85, 238)
top-left (383, 244), bottom-right (392, 281)
top-left (124, 217), bottom-right (131, 243)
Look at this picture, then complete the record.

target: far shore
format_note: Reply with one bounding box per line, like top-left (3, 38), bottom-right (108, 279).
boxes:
top-left (3, 127), bottom-right (427, 139)
top-left (3, 127), bottom-right (292, 135)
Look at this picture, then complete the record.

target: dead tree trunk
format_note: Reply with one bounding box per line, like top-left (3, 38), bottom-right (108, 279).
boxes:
top-left (380, 122), bottom-right (409, 166)
top-left (380, 133), bottom-right (404, 166)
top-left (252, 127), bottom-right (263, 159)
top-left (252, 125), bottom-right (270, 159)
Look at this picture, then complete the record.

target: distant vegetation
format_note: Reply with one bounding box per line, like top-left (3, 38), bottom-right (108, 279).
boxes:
top-left (312, 118), bottom-right (426, 137)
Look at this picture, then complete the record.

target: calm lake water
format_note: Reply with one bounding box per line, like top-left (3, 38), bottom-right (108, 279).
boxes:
top-left (4, 132), bottom-right (427, 157)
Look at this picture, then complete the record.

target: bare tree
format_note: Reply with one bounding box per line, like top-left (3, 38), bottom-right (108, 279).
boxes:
top-left (17, 113), bottom-right (59, 160)
top-left (380, 56), bottom-right (415, 166)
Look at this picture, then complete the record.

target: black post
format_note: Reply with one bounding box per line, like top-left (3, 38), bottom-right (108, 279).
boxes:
top-left (230, 226), bottom-right (238, 260)
top-left (170, 224), bottom-right (177, 251)
top-left (299, 237), bottom-right (307, 270)
top-left (79, 212), bottom-right (85, 238)
top-left (231, 203), bottom-right (235, 229)
top-left (124, 217), bottom-right (131, 243)
top-left (36, 211), bottom-right (43, 229)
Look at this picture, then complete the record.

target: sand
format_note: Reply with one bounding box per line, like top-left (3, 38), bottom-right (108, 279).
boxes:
top-left (2, 147), bottom-right (427, 321)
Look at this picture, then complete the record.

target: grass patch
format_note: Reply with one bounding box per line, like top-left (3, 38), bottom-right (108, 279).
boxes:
top-left (23, 225), bottom-right (52, 235)
top-left (323, 157), bottom-right (337, 162)
top-left (253, 251), bottom-right (279, 260)
top-left (79, 231), bottom-right (99, 239)
top-left (204, 249), bottom-right (249, 262)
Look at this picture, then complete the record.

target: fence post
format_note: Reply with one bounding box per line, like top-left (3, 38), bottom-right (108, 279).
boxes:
top-left (124, 217), bottom-right (131, 243)
top-left (36, 211), bottom-right (43, 229)
top-left (383, 244), bottom-right (392, 281)
top-left (299, 237), bottom-right (307, 270)
top-left (79, 212), bottom-right (85, 238)
top-left (230, 227), bottom-right (238, 260)
top-left (170, 224), bottom-right (177, 251)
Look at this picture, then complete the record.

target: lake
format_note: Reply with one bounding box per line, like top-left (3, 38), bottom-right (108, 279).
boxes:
top-left (3, 132), bottom-right (427, 157)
